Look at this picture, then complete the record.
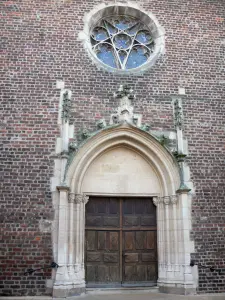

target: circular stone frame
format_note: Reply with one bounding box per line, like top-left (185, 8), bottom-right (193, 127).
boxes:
top-left (79, 2), bottom-right (165, 74)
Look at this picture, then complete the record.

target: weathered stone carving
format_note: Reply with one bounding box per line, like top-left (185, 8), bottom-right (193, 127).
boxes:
top-left (140, 124), bottom-right (151, 132)
top-left (68, 141), bottom-right (78, 152)
top-left (110, 85), bottom-right (142, 126)
top-left (74, 194), bottom-right (83, 204)
top-left (80, 127), bottom-right (92, 140)
top-left (153, 196), bottom-right (159, 206)
top-left (68, 193), bottom-right (75, 203)
top-left (153, 195), bottom-right (179, 206)
top-left (163, 196), bottom-right (170, 205)
top-left (114, 84), bottom-right (135, 100)
top-left (170, 195), bottom-right (178, 204)
top-left (173, 98), bottom-right (183, 130)
top-left (82, 194), bottom-right (89, 204)
top-left (62, 90), bottom-right (72, 123)
top-left (96, 119), bottom-right (106, 129)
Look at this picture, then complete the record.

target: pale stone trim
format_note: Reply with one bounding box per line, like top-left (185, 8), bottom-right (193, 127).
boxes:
top-left (52, 125), bottom-right (196, 297)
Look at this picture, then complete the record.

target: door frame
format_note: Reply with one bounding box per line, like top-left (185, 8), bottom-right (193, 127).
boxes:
top-left (85, 196), bottom-right (158, 287)
top-left (53, 125), bottom-right (196, 297)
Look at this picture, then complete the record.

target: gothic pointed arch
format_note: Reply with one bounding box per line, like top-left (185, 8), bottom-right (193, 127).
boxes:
top-left (65, 123), bottom-right (180, 196)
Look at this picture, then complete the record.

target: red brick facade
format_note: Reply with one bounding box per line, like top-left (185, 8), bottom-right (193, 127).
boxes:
top-left (1, 0), bottom-right (225, 296)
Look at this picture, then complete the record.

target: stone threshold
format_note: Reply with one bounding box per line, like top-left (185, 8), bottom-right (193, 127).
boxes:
top-left (86, 287), bottom-right (159, 295)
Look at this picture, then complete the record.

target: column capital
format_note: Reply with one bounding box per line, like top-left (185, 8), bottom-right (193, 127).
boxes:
top-left (170, 195), bottom-right (178, 204)
top-left (153, 196), bottom-right (160, 206)
top-left (82, 194), bottom-right (89, 204)
top-left (68, 193), bottom-right (75, 203)
top-left (163, 196), bottom-right (170, 205)
top-left (74, 194), bottom-right (83, 204)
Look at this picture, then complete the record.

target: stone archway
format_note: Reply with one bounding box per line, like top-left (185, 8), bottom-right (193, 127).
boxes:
top-left (52, 124), bottom-right (197, 297)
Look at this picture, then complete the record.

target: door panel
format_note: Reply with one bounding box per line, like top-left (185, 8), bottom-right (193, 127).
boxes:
top-left (85, 230), bottom-right (120, 286)
top-left (85, 197), bottom-right (157, 287)
top-left (122, 230), bottom-right (157, 284)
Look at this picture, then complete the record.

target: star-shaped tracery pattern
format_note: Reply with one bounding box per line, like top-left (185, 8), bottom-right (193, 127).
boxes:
top-left (90, 15), bottom-right (154, 70)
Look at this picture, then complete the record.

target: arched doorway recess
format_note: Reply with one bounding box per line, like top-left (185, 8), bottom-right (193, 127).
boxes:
top-left (53, 124), bottom-right (197, 297)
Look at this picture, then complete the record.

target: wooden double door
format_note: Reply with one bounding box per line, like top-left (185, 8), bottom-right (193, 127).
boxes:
top-left (85, 197), bottom-right (157, 287)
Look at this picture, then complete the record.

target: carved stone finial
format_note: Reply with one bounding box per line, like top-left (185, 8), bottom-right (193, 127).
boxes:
top-left (173, 98), bottom-right (183, 130)
top-left (62, 90), bottom-right (72, 123)
top-left (113, 85), bottom-right (135, 100)
top-left (110, 85), bottom-right (141, 125)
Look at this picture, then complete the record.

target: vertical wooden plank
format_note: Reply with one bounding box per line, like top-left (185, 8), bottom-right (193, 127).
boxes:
top-left (86, 231), bottom-right (95, 250)
top-left (124, 231), bottom-right (134, 250)
top-left (98, 231), bottom-right (106, 250)
top-left (109, 266), bottom-right (120, 282)
top-left (96, 198), bottom-right (106, 213)
top-left (109, 231), bottom-right (119, 250)
top-left (86, 265), bottom-right (96, 282)
top-left (135, 231), bottom-right (146, 250)
top-left (146, 231), bottom-right (155, 249)
top-left (137, 265), bottom-right (146, 281)
top-left (109, 198), bottom-right (119, 214)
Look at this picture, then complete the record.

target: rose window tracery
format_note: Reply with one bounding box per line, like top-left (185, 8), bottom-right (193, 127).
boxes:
top-left (90, 15), bottom-right (154, 70)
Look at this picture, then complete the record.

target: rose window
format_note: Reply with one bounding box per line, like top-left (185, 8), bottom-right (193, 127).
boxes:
top-left (90, 16), bottom-right (155, 70)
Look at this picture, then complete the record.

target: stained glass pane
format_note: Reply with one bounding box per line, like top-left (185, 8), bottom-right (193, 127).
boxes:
top-left (114, 34), bottom-right (131, 49)
top-left (126, 46), bottom-right (149, 69)
top-left (136, 30), bottom-right (153, 44)
top-left (90, 15), bottom-right (154, 70)
top-left (118, 50), bottom-right (127, 64)
top-left (95, 44), bottom-right (117, 69)
top-left (112, 16), bottom-right (136, 30)
top-left (105, 21), bottom-right (118, 35)
top-left (92, 27), bottom-right (108, 41)
top-left (126, 24), bottom-right (140, 36)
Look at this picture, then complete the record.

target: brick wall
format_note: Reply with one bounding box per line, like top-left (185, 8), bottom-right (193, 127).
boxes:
top-left (1, 0), bottom-right (224, 295)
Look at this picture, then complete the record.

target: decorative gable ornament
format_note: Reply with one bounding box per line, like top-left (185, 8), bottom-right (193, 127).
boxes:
top-left (110, 85), bottom-right (143, 127)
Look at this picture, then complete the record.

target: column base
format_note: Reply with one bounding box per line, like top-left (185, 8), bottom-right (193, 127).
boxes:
top-left (53, 284), bottom-right (85, 298)
top-left (158, 284), bottom-right (196, 295)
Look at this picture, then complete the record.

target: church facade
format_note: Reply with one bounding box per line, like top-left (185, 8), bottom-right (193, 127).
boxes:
top-left (1, 0), bottom-right (225, 297)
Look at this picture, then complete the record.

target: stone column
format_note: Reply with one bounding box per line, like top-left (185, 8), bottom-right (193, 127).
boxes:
top-left (177, 189), bottom-right (195, 291)
top-left (170, 195), bottom-right (179, 277)
top-left (72, 194), bottom-right (89, 294)
top-left (68, 193), bottom-right (75, 280)
top-left (53, 185), bottom-right (71, 298)
top-left (164, 196), bottom-right (172, 278)
top-left (74, 194), bottom-right (83, 284)
top-left (153, 196), bottom-right (164, 280)
top-left (80, 195), bottom-right (89, 281)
